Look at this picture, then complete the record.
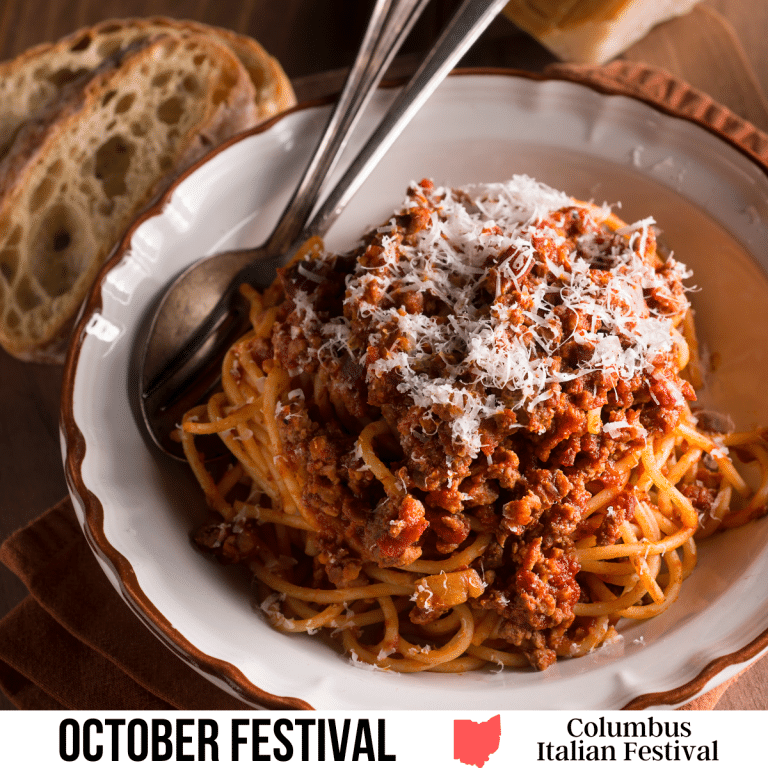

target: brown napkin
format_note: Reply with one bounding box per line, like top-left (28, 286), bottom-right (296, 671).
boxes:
top-left (0, 497), bottom-right (741, 710)
top-left (0, 497), bottom-right (249, 709)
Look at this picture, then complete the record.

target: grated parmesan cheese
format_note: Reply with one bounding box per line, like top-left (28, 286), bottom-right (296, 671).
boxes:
top-left (293, 177), bottom-right (690, 462)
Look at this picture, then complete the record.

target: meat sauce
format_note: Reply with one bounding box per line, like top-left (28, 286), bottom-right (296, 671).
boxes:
top-left (198, 177), bottom-right (698, 668)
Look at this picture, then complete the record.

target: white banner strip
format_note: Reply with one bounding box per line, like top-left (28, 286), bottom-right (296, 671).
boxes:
top-left (0, 710), bottom-right (759, 766)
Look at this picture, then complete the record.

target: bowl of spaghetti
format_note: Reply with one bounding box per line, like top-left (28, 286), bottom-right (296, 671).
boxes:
top-left (62, 70), bottom-right (768, 709)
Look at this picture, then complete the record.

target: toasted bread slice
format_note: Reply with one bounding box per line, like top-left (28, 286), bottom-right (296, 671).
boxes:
top-left (0, 33), bottom-right (261, 362)
top-left (0, 17), bottom-right (295, 158)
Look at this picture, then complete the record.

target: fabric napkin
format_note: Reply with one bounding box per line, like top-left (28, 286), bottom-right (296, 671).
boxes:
top-left (0, 497), bottom-right (250, 709)
top-left (0, 497), bottom-right (741, 710)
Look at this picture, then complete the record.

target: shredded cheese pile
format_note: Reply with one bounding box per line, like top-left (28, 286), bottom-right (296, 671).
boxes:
top-left (296, 177), bottom-right (690, 459)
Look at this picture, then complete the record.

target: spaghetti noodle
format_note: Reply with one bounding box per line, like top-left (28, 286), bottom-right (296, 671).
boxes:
top-left (181, 177), bottom-right (768, 672)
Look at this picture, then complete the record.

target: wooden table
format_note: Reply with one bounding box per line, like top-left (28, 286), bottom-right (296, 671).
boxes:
top-left (1, 0), bottom-right (767, 710)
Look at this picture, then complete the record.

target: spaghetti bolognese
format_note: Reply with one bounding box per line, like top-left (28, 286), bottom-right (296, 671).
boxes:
top-left (179, 176), bottom-right (768, 672)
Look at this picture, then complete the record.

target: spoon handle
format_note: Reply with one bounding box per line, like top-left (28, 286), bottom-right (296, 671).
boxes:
top-left (263, 0), bottom-right (431, 256)
top-left (304, 0), bottom-right (512, 240)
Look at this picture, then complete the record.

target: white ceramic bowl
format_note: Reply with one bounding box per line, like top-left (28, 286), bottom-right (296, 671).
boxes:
top-left (62, 71), bottom-right (768, 709)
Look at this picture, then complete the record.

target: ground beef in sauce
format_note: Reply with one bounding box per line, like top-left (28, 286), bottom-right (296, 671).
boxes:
top-left (200, 177), bottom-right (698, 669)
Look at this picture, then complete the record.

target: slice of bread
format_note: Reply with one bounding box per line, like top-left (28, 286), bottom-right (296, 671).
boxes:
top-left (0, 17), bottom-right (295, 159)
top-left (0, 33), bottom-right (262, 362)
top-left (503, 0), bottom-right (700, 64)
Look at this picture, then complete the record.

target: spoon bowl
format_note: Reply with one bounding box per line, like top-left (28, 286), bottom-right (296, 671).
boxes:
top-left (139, 248), bottom-right (266, 458)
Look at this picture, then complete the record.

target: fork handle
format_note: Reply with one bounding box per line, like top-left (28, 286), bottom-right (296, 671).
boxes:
top-left (263, 0), bottom-right (431, 256)
top-left (304, 0), bottom-right (511, 240)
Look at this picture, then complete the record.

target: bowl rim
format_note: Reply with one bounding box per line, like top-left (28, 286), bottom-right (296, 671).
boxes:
top-left (60, 66), bottom-right (768, 710)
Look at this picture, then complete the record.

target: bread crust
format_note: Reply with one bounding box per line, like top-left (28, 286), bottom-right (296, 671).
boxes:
top-left (0, 19), bottom-right (296, 363)
top-left (0, 33), bottom-right (262, 360)
top-left (0, 17), bottom-right (295, 159)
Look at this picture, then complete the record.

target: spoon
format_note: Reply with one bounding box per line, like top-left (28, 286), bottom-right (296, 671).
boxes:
top-left (139, 0), bottom-right (510, 459)
top-left (139, 0), bottom-right (430, 459)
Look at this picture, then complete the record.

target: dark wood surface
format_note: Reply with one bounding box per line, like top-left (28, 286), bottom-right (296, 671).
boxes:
top-left (1, 0), bottom-right (767, 710)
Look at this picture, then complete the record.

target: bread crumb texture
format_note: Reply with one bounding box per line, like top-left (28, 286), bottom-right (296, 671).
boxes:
top-left (0, 19), bottom-right (295, 361)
